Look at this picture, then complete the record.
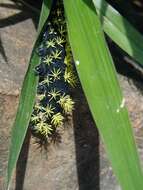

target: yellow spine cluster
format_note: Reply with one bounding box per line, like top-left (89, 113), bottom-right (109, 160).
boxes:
top-left (30, 0), bottom-right (78, 142)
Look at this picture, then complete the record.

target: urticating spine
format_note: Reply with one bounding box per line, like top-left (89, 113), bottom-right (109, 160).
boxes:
top-left (29, 0), bottom-right (77, 142)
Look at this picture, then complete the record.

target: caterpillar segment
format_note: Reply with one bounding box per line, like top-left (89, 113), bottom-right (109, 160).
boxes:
top-left (29, 0), bottom-right (77, 142)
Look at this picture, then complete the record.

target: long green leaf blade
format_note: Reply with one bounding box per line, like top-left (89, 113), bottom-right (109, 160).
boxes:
top-left (6, 1), bottom-right (52, 189)
top-left (93, 0), bottom-right (143, 67)
top-left (63, 1), bottom-right (143, 189)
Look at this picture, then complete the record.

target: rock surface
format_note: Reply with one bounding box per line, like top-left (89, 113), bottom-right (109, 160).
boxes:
top-left (0, 1), bottom-right (143, 190)
top-left (0, 0), bottom-right (36, 95)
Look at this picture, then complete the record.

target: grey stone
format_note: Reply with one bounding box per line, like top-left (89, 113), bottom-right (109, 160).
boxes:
top-left (0, 1), bottom-right (143, 190)
top-left (0, 0), bottom-right (36, 95)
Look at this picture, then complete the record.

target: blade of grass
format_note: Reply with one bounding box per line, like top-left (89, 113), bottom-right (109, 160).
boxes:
top-left (63, 1), bottom-right (143, 189)
top-left (6, 0), bottom-right (52, 189)
top-left (93, 0), bottom-right (143, 67)
top-left (38, 0), bottom-right (52, 34)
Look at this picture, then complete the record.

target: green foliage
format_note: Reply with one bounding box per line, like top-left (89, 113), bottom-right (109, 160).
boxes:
top-left (63, 0), bottom-right (143, 189)
top-left (6, 1), bottom-right (52, 189)
top-left (6, 0), bottom-right (143, 190)
top-left (93, 0), bottom-right (143, 67)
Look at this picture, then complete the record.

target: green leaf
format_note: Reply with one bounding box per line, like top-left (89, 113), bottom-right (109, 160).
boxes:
top-left (6, 0), bottom-right (52, 189)
top-left (63, 1), bottom-right (143, 189)
top-left (38, 0), bottom-right (52, 34)
top-left (93, 0), bottom-right (143, 67)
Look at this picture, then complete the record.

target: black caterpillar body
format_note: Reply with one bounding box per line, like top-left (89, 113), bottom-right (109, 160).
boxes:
top-left (29, 0), bottom-right (77, 142)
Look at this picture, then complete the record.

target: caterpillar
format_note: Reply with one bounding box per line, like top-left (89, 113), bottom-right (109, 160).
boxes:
top-left (29, 0), bottom-right (77, 143)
